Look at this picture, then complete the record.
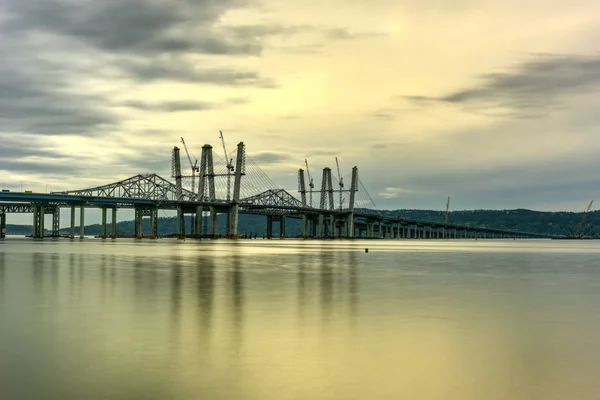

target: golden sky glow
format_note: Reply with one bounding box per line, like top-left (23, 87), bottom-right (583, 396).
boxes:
top-left (1, 0), bottom-right (600, 212)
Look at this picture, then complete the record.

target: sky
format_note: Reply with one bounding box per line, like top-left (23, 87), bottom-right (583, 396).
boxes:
top-left (1, 0), bottom-right (600, 217)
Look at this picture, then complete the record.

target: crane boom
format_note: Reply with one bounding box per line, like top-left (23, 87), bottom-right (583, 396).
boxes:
top-left (335, 157), bottom-right (344, 211)
top-left (305, 159), bottom-right (314, 207)
top-left (445, 197), bottom-right (450, 225)
top-left (219, 131), bottom-right (232, 168)
top-left (180, 137), bottom-right (199, 194)
top-left (574, 200), bottom-right (593, 238)
top-left (180, 137), bottom-right (195, 168)
top-left (219, 130), bottom-right (234, 201)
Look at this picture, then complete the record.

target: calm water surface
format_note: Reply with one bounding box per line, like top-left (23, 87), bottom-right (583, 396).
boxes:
top-left (1, 238), bottom-right (600, 400)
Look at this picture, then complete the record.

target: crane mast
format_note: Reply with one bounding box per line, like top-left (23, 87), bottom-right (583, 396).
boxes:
top-left (180, 137), bottom-right (199, 194)
top-left (219, 130), bottom-right (235, 201)
top-left (305, 159), bottom-right (314, 207)
top-left (574, 200), bottom-right (593, 238)
top-left (335, 157), bottom-right (344, 211)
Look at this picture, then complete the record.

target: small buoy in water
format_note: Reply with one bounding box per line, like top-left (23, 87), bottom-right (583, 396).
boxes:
top-left (365, 248), bottom-right (369, 253)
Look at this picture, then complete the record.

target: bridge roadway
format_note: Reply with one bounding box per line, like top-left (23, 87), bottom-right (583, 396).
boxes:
top-left (0, 191), bottom-right (556, 240)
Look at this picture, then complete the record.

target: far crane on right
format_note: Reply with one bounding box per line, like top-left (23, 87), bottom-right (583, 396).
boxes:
top-left (568, 200), bottom-right (594, 239)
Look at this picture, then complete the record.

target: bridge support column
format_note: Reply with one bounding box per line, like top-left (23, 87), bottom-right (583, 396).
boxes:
top-left (33, 205), bottom-right (45, 238)
top-left (135, 207), bottom-right (143, 239)
top-left (79, 206), bottom-right (85, 239)
top-left (111, 207), bottom-right (117, 238)
top-left (302, 215), bottom-right (309, 238)
top-left (230, 205), bottom-right (240, 238)
top-left (317, 214), bottom-right (324, 238)
top-left (0, 213), bottom-right (5, 239)
top-left (52, 207), bottom-right (60, 237)
top-left (195, 206), bottom-right (203, 238)
top-left (101, 207), bottom-right (107, 238)
top-left (347, 213), bottom-right (355, 239)
top-left (280, 216), bottom-right (286, 238)
top-left (329, 216), bottom-right (335, 238)
top-left (150, 208), bottom-right (158, 238)
top-left (210, 207), bottom-right (218, 237)
top-left (70, 206), bottom-right (76, 239)
top-left (177, 207), bottom-right (185, 237)
top-left (267, 215), bottom-right (273, 238)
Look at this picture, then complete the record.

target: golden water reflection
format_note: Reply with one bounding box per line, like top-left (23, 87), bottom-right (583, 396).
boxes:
top-left (0, 239), bottom-right (600, 399)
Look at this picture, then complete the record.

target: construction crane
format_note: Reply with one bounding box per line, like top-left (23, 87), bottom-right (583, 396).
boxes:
top-left (573, 200), bottom-right (593, 238)
top-left (335, 157), bottom-right (344, 212)
top-left (445, 197), bottom-right (451, 225)
top-left (180, 137), bottom-right (199, 194)
top-left (305, 159), bottom-right (314, 207)
top-left (219, 130), bottom-right (235, 201)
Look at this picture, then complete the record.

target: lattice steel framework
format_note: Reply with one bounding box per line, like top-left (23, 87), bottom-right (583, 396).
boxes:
top-left (241, 189), bottom-right (305, 214)
top-left (52, 174), bottom-right (198, 201)
top-left (0, 204), bottom-right (58, 213)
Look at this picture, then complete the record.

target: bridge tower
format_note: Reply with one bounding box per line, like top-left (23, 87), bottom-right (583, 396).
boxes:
top-left (317, 168), bottom-right (335, 238)
top-left (347, 166), bottom-right (358, 238)
top-left (230, 142), bottom-right (246, 237)
top-left (196, 145), bottom-right (217, 237)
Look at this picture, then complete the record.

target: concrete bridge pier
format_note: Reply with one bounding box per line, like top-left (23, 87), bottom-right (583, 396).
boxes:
top-left (210, 207), bottom-right (218, 237)
top-left (317, 214), bottom-right (324, 238)
top-left (195, 206), bottom-right (203, 238)
top-left (111, 207), bottom-right (117, 238)
top-left (0, 213), bottom-right (6, 238)
top-left (267, 215), bottom-right (273, 238)
top-left (150, 208), bottom-right (158, 238)
top-left (177, 207), bottom-right (185, 237)
top-left (329, 216), bottom-right (335, 238)
top-left (101, 207), bottom-right (108, 238)
top-left (70, 206), bottom-right (76, 238)
top-left (79, 206), bottom-right (85, 239)
top-left (134, 207), bottom-right (143, 239)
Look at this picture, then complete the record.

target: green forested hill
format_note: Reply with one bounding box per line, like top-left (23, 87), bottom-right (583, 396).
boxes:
top-left (3, 209), bottom-right (597, 237)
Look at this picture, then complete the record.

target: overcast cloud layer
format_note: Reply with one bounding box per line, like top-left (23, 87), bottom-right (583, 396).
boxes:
top-left (1, 0), bottom-right (600, 218)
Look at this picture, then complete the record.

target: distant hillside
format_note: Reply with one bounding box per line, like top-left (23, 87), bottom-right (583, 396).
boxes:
top-left (3, 209), bottom-right (597, 237)
top-left (381, 209), bottom-right (598, 237)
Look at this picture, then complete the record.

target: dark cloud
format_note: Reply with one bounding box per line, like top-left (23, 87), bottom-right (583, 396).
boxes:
top-left (251, 152), bottom-right (292, 164)
top-left (114, 59), bottom-right (277, 87)
top-left (3, 0), bottom-right (259, 56)
top-left (120, 100), bottom-right (216, 112)
top-left (227, 23), bottom-right (313, 39)
top-left (404, 54), bottom-right (600, 117)
top-left (0, 0), bottom-right (279, 138)
top-left (0, 66), bottom-right (117, 135)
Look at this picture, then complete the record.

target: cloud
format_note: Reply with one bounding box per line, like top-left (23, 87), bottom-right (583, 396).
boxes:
top-left (379, 187), bottom-right (412, 199)
top-left (251, 152), bottom-right (292, 164)
top-left (0, 58), bottom-right (117, 135)
top-left (120, 100), bottom-right (216, 112)
top-left (0, 0), bottom-right (278, 140)
top-left (114, 59), bottom-right (277, 87)
top-left (324, 28), bottom-right (386, 40)
top-left (404, 54), bottom-right (600, 117)
top-left (3, 0), bottom-right (260, 56)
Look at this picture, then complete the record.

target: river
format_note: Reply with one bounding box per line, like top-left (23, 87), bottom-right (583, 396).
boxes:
top-left (1, 238), bottom-right (599, 399)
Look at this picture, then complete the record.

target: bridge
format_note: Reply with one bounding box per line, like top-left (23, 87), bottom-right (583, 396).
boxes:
top-left (0, 141), bottom-right (556, 240)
